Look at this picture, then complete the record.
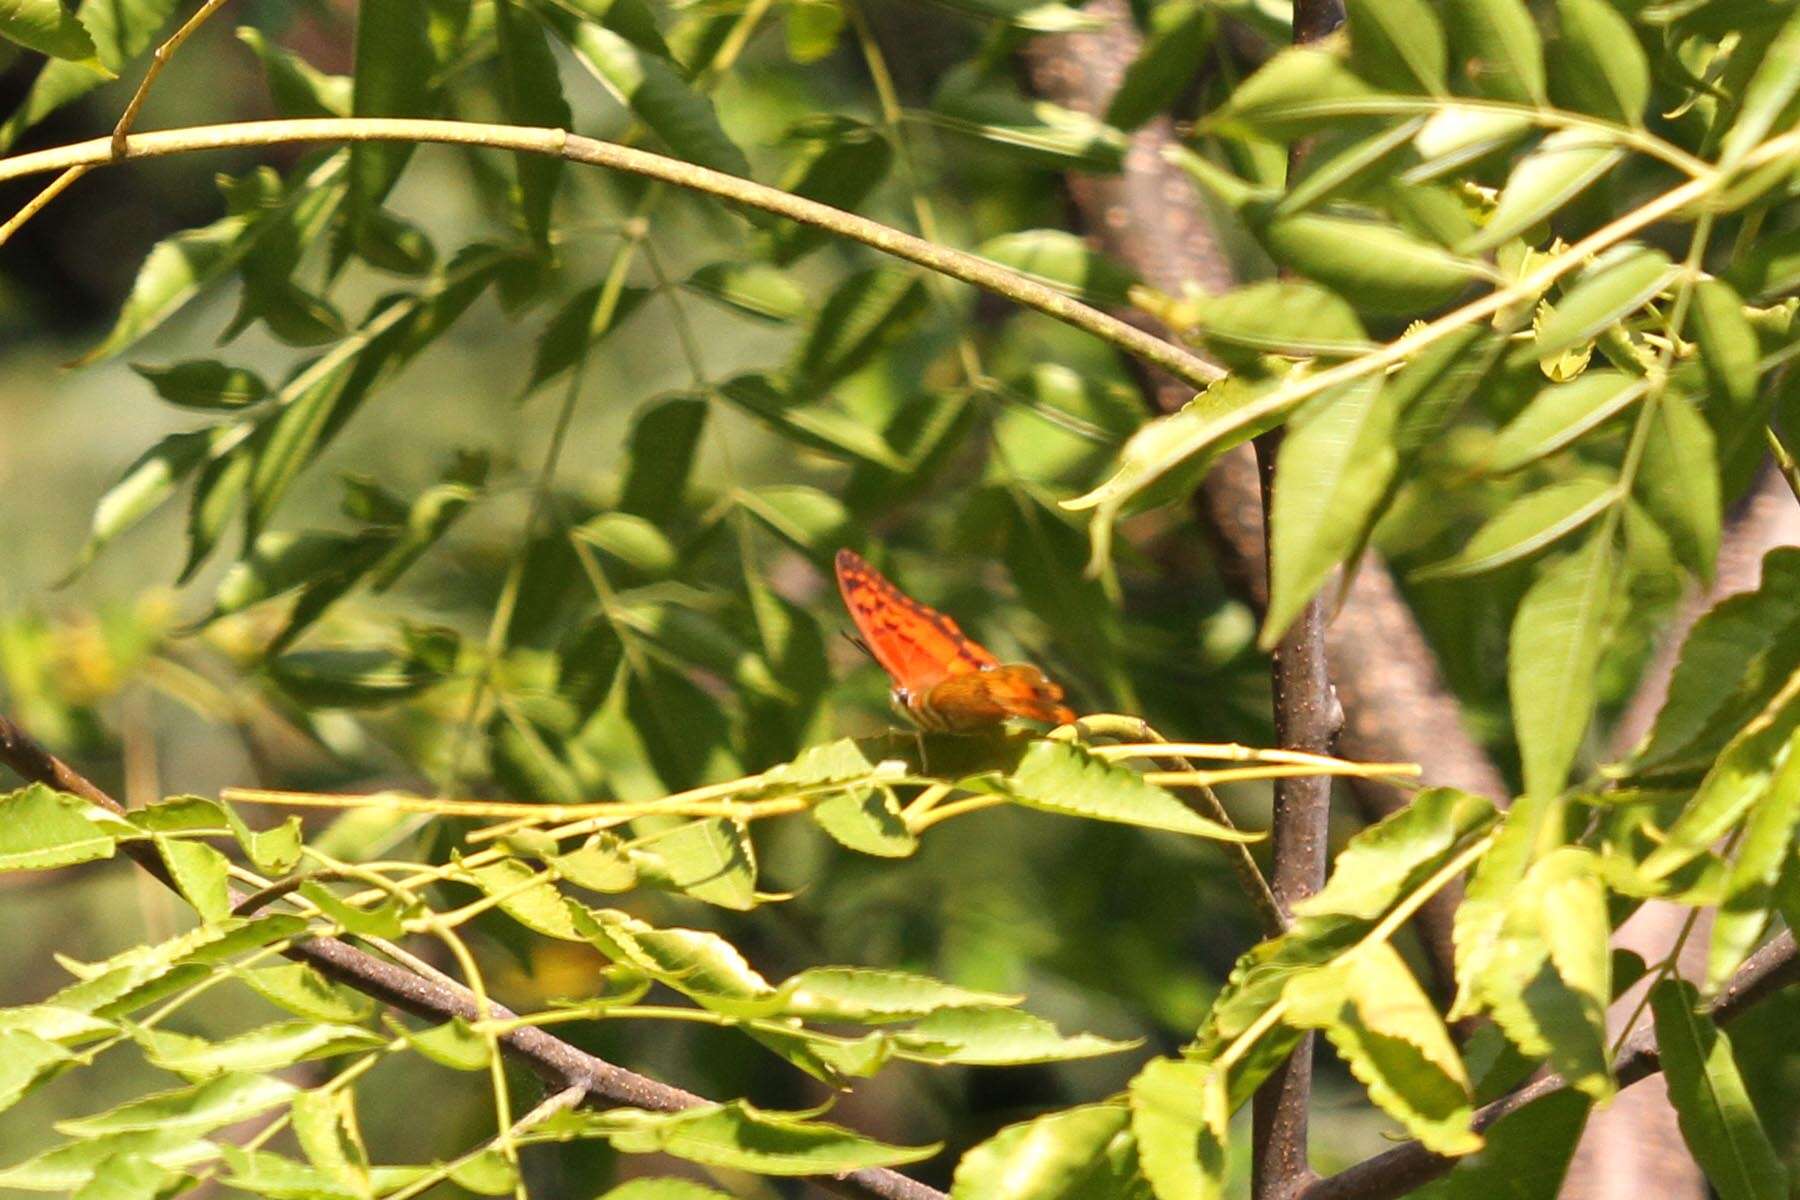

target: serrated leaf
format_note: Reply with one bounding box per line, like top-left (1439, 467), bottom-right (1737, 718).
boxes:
top-left (810, 787), bottom-right (916, 857)
top-left (1651, 979), bottom-right (1790, 1200)
top-left (1264, 377), bottom-right (1398, 645)
top-left (597, 1181), bottom-right (736, 1200)
top-left (236, 965), bottom-right (373, 1023)
top-left (0, 785), bottom-right (118, 872)
top-left (1415, 477), bottom-right (1616, 580)
top-left (780, 968), bottom-right (1017, 1022)
top-left (0, 0), bottom-right (101, 62)
top-left (1632, 549), bottom-right (1800, 772)
top-left (1464, 130), bottom-right (1625, 254)
top-left (998, 741), bottom-right (1261, 841)
top-left (633, 817), bottom-right (758, 910)
top-left (1708, 728), bottom-right (1800, 989)
top-left (0, 1029), bottom-right (75, 1116)
top-left (0, 0), bottom-right (177, 151)
top-left (574, 906), bottom-right (776, 1008)
top-left (1443, 0), bottom-right (1546, 102)
top-left (0, 1131), bottom-right (215, 1192)
top-left (1129, 1057), bottom-right (1227, 1200)
top-left (290, 1088), bottom-right (370, 1200)
top-left (1522, 247), bottom-right (1677, 366)
top-left (1299, 788), bottom-right (1498, 920)
top-left (1346, 0), bottom-right (1446, 93)
top-left (526, 283), bottom-right (651, 391)
top-left (394, 1016), bottom-right (491, 1071)
top-left (604, 1101), bottom-right (939, 1173)
top-left (1553, 0), bottom-right (1649, 122)
top-left (1485, 371), bottom-right (1645, 474)
top-left (218, 1147), bottom-right (425, 1200)
top-left (950, 1103), bottom-right (1145, 1200)
top-left (1510, 534), bottom-right (1615, 799)
top-left (154, 836), bottom-right (232, 924)
top-left (1636, 391), bottom-right (1720, 581)
top-left (896, 1006), bottom-right (1136, 1064)
top-left (58, 1073), bottom-right (298, 1136)
top-left (464, 857), bottom-right (584, 940)
top-left (979, 229), bottom-right (1140, 306)
top-left (237, 27), bottom-right (351, 118)
top-left (133, 361), bottom-right (268, 410)
top-left (1106, 2), bottom-right (1213, 130)
top-left (298, 881), bottom-right (407, 939)
top-left (1284, 943), bottom-right (1480, 1155)
top-left (136, 1020), bottom-right (383, 1078)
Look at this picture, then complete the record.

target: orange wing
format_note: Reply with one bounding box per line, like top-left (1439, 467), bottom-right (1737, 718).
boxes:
top-left (835, 549), bottom-right (997, 696)
top-left (834, 548), bottom-right (1076, 730)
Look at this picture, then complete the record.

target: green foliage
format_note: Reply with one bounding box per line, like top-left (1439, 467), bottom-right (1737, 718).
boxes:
top-left (2, 0), bottom-right (1798, 1194)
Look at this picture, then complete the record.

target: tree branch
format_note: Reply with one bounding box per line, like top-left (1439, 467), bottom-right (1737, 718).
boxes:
top-left (1300, 929), bottom-right (1800, 1200)
top-left (0, 117), bottom-right (1220, 391)
top-left (0, 713), bottom-right (947, 1200)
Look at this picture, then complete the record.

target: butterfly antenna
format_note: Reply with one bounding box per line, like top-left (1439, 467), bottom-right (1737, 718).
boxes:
top-left (841, 630), bottom-right (875, 661)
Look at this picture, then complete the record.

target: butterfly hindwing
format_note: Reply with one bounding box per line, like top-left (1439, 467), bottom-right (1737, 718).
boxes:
top-left (922, 664), bottom-right (1076, 731)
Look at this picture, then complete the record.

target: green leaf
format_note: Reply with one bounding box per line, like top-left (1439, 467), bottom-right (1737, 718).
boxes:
top-left (494, 0), bottom-right (571, 251)
top-left (1510, 534), bottom-right (1615, 799)
top-left (0, 0), bottom-right (101, 63)
top-left (1651, 979), bottom-right (1790, 1200)
top-left (737, 485), bottom-right (851, 553)
top-left (1346, 0), bottom-right (1447, 93)
top-left (931, 68), bottom-right (1127, 171)
top-left (1391, 326), bottom-right (1504, 455)
top-left (290, 1088), bottom-right (370, 1199)
top-left (1205, 46), bottom-right (1381, 140)
top-left (179, 437), bottom-right (253, 584)
top-left (810, 787), bottom-right (916, 857)
top-left (619, 396), bottom-right (707, 522)
top-left (218, 1147), bottom-right (424, 1200)
top-left (767, 119), bottom-right (892, 262)
top-left (683, 262), bottom-right (808, 323)
top-left (950, 1104), bottom-right (1146, 1200)
top-left (268, 648), bottom-right (438, 709)
top-left (0, 1029), bottom-right (75, 1116)
top-left (1717, 2), bottom-right (1800, 169)
top-left (597, 1181), bottom-right (735, 1200)
top-left (1299, 788), bottom-right (1498, 920)
top-left (1636, 391), bottom-right (1721, 581)
top-left (1411, 1088), bottom-right (1590, 1199)
top-left (572, 512), bottom-right (678, 575)
top-left (1106, 2), bottom-right (1213, 130)
top-left (896, 1006), bottom-right (1136, 1064)
top-left (0, 1131), bottom-right (215, 1192)
top-left (348, 0), bottom-right (433, 229)
top-left (1442, 0), bottom-right (1546, 102)
top-left (1691, 279), bottom-right (1761, 413)
top-left (0, 785), bottom-right (117, 872)
top-left (0, 0), bottom-right (176, 150)
top-left (780, 968), bottom-right (1018, 1021)
top-left (236, 27), bottom-right (351, 118)
top-left (394, 1016), bottom-right (491, 1071)
top-left (999, 741), bottom-right (1261, 841)
top-left (543, 3), bottom-right (750, 178)
top-left (1260, 213), bottom-right (1484, 315)
top-left (574, 906), bottom-right (777, 1008)
top-left (1415, 476), bottom-right (1616, 581)
top-left (1264, 378), bottom-right (1398, 645)
top-left (979, 230), bottom-right (1140, 307)
top-left (1708, 728), bottom-right (1800, 988)
top-left (604, 1101), bottom-right (939, 1173)
top-left (785, 0), bottom-right (843, 62)
top-left (718, 375), bottom-right (907, 469)
top-left (52, 916), bottom-right (307, 1016)
top-left (789, 269), bottom-right (930, 396)
top-left (1464, 130), bottom-right (1625, 254)
top-left (1641, 671), bottom-right (1800, 881)
top-left (154, 836), bottom-right (232, 924)
top-left (463, 857), bottom-right (584, 940)
top-left (59, 1073), bottom-right (297, 1137)
top-left (135, 1020), bottom-right (383, 1078)
top-left (1129, 1057), bottom-right (1227, 1200)
top-left (133, 361), bottom-right (268, 410)
top-left (221, 802), bottom-right (303, 875)
top-left (1278, 119), bottom-right (1430, 215)
top-left (237, 965), bottom-right (373, 1024)
top-left (1284, 943), bottom-right (1480, 1154)
top-left (526, 283), bottom-right (651, 391)
top-left (1523, 247), bottom-right (1677, 366)
top-left (1485, 372), bottom-right (1646, 474)
top-left (631, 817), bottom-right (759, 910)
top-left (1174, 279), bottom-right (1372, 361)
top-left (298, 881), bottom-right (407, 939)
top-left (1553, 0), bottom-right (1649, 122)
top-left (1632, 548), bottom-right (1800, 772)
top-left (69, 425), bottom-right (235, 576)
top-left (449, 1150), bottom-right (517, 1196)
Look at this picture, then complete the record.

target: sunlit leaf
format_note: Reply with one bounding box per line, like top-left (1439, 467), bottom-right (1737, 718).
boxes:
top-left (1510, 534), bottom-right (1615, 799)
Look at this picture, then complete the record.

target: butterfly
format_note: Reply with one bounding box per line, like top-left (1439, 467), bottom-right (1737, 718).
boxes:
top-left (835, 548), bottom-right (1076, 731)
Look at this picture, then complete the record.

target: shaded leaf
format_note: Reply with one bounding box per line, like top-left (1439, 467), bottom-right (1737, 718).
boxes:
top-left (1510, 535), bottom-right (1615, 799)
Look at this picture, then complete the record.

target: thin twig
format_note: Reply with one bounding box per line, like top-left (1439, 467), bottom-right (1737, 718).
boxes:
top-left (0, 714), bottom-right (947, 1200)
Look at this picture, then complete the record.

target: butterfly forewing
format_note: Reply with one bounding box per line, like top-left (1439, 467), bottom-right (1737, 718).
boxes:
top-left (835, 548), bottom-right (1075, 730)
top-left (835, 549), bottom-right (997, 696)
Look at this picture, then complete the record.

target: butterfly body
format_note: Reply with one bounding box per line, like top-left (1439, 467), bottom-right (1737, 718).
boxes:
top-left (834, 548), bottom-right (1075, 731)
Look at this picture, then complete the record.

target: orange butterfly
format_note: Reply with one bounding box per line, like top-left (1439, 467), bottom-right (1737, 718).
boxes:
top-left (835, 548), bottom-right (1076, 731)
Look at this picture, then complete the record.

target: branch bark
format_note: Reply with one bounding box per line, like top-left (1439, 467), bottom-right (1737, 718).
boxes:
top-left (1021, 3), bottom-right (1505, 1008)
top-left (1300, 928), bottom-right (1800, 1200)
top-left (0, 714), bottom-right (948, 1200)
